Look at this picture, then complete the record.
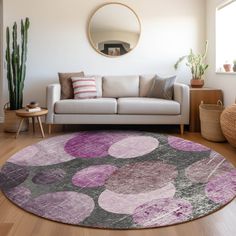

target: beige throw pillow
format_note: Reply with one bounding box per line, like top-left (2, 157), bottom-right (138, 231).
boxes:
top-left (148, 75), bottom-right (176, 100)
top-left (102, 76), bottom-right (139, 98)
top-left (58, 71), bottom-right (84, 99)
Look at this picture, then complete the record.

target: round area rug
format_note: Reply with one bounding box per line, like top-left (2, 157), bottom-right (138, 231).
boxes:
top-left (1, 131), bottom-right (236, 229)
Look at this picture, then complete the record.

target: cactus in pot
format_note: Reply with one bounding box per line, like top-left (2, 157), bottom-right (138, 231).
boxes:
top-left (5, 17), bottom-right (30, 110)
top-left (3, 18), bottom-right (30, 133)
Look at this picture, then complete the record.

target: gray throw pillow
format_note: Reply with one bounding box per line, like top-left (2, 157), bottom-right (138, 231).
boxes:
top-left (148, 75), bottom-right (176, 100)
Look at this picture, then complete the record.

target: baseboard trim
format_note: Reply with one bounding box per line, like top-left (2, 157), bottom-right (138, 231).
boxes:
top-left (0, 116), bottom-right (4, 123)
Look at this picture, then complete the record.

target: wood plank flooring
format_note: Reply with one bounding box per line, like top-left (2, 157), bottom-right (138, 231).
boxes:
top-left (0, 124), bottom-right (236, 236)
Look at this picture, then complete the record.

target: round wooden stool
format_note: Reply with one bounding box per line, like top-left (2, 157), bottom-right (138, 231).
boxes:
top-left (15, 108), bottom-right (48, 138)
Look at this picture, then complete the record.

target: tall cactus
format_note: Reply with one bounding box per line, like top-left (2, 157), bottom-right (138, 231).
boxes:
top-left (5, 18), bottom-right (30, 110)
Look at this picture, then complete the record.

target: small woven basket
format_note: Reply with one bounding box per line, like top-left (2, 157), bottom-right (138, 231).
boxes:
top-left (199, 100), bottom-right (226, 142)
top-left (220, 104), bottom-right (236, 147)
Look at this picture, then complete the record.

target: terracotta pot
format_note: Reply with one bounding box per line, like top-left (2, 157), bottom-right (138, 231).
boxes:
top-left (4, 108), bottom-right (29, 133)
top-left (223, 64), bottom-right (232, 72)
top-left (190, 79), bottom-right (204, 88)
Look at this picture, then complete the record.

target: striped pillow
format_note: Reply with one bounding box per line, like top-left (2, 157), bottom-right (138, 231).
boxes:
top-left (71, 77), bottom-right (97, 99)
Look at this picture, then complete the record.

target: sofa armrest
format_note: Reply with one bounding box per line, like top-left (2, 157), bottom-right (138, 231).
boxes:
top-left (174, 83), bottom-right (189, 124)
top-left (46, 83), bottom-right (61, 124)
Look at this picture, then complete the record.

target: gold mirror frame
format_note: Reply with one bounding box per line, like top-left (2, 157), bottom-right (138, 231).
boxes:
top-left (88, 2), bottom-right (141, 58)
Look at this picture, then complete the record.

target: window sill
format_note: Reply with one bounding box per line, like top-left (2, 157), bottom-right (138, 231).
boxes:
top-left (216, 71), bottom-right (236, 75)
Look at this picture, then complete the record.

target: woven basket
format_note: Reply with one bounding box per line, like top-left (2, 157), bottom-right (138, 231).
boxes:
top-left (220, 104), bottom-right (236, 147)
top-left (199, 100), bottom-right (226, 142)
top-left (3, 104), bottom-right (28, 133)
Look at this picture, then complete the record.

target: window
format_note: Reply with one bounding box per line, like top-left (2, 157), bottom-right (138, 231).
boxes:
top-left (216, 0), bottom-right (236, 72)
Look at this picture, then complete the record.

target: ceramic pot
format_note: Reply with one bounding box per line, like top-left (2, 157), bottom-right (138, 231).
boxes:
top-left (223, 64), bottom-right (232, 72)
top-left (190, 79), bottom-right (204, 88)
top-left (233, 64), bottom-right (236, 72)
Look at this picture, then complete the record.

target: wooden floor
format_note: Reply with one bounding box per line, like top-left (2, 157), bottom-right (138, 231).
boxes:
top-left (0, 124), bottom-right (236, 236)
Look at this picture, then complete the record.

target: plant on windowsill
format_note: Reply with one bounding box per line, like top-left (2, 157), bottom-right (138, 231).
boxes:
top-left (4, 18), bottom-right (30, 133)
top-left (223, 61), bottom-right (232, 72)
top-left (174, 41), bottom-right (209, 88)
top-left (233, 60), bottom-right (236, 72)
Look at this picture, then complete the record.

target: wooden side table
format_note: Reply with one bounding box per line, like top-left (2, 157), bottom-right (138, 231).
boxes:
top-left (15, 109), bottom-right (48, 138)
top-left (190, 88), bottom-right (223, 132)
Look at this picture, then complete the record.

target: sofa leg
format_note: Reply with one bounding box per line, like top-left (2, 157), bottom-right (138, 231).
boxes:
top-left (48, 124), bottom-right (52, 135)
top-left (180, 124), bottom-right (184, 135)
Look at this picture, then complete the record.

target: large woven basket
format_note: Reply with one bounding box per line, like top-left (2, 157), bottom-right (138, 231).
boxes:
top-left (220, 104), bottom-right (236, 147)
top-left (3, 104), bottom-right (28, 133)
top-left (199, 100), bottom-right (226, 142)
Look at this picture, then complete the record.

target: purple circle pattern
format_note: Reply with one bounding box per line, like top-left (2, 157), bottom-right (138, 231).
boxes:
top-left (132, 198), bottom-right (193, 227)
top-left (98, 183), bottom-right (176, 214)
top-left (105, 161), bottom-right (178, 194)
top-left (5, 186), bottom-right (31, 207)
top-left (205, 170), bottom-right (236, 204)
top-left (32, 168), bottom-right (66, 185)
top-left (8, 133), bottom-right (79, 166)
top-left (186, 151), bottom-right (235, 183)
top-left (168, 136), bottom-right (210, 152)
top-left (7, 145), bottom-right (39, 166)
top-left (24, 191), bottom-right (95, 224)
top-left (64, 131), bottom-right (137, 158)
top-left (108, 136), bottom-right (159, 158)
top-left (72, 165), bottom-right (118, 188)
top-left (0, 163), bottom-right (29, 190)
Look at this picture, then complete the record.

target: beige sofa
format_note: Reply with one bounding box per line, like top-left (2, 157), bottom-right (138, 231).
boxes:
top-left (46, 75), bottom-right (189, 134)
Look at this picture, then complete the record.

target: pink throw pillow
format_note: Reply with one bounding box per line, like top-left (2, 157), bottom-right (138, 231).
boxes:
top-left (71, 77), bottom-right (97, 99)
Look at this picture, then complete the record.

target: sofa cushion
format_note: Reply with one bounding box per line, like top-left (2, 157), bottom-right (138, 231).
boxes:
top-left (148, 75), bottom-right (176, 100)
top-left (102, 76), bottom-right (139, 98)
top-left (118, 97), bottom-right (180, 115)
top-left (71, 76), bottom-right (97, 99)
top-left (139, 74), bottom-right (156, 97)
top-left (58, 71), bottom-right (84, 99)
top-left (55, 98), bottom-right (117, 114)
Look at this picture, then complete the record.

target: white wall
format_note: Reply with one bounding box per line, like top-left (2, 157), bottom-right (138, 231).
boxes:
top-left (0, 0), bottom-right (206, 120)
top-left (206, 0), bottom-right (236, 106)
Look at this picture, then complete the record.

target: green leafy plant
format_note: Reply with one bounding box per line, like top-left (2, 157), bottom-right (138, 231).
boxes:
top-left (5, 17), bottom-right (30, 110)
top-left (174, 41), bottom-right (209, 80)
top-left (233, 60), bottom-right (236, 72)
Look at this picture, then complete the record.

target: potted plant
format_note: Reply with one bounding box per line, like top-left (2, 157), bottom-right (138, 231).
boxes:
top-left (223, 61), bottom-right (232, 72)
top-left (174, 41), bottom-right (209, 88)
top-left (233, 60), bottom-right (236, 72)
top-left (3, 18), bottom-right (30, 132)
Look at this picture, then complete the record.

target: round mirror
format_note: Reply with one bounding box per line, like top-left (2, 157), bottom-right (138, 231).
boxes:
top-left (88, 3), bottom-right (141, 57)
